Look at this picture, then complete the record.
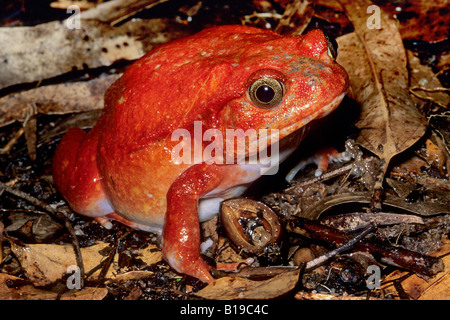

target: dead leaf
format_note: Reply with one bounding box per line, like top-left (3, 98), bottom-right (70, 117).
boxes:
top-left (407, 50), bottom-right (450, 109)
top-left (11, 241), bottom-right (113, 287)
top-left (58, 286), bottom-right (109, 300)
top-left (381, 237), bottom-right (450, 300)
top-left (4, 210), bottom-right (64, 242)
top-left (0, 273), bottom-right (108, 300)
top-left (107, 270), bottom-right (155, 283)
top-left (377, 0), bottom-right (449, 44)
top-left (295, 291), bottom-right (380, 300)
top-left (0, 74), bottom-right (119, 128)
top-left (336, 0), bottom-right (428, 185)
top-left (50, 0), bottom-right (98, 10)
top-left (0, 20), bottom-right (143, 90)
top-left (134, 243), bottom-right (163, 266)
top-left (416, 139), bottom-right (447, 173)
top-left (301, 191), bottom-right (449, 220)
top-left (80, 0), bottom-right (170, 26)
top-left (40, 110), bottom-right (102, 144)
top-left (274, 0), bottom-right (315, 35)
top-left (0, 17), bottom-right (188, 91)
top-left (10, 239), bottom-right (162, 288)
top-left (196, 269), bottom-right (300, 300)
top-left (314, 0), bottom-right (351, 30)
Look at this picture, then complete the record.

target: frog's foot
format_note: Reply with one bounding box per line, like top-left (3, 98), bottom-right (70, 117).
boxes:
top-left (164, 247), bottom-right (215, 283)
top-left (163, 247), bottom-right (254, 283)
top-left (94, 216), bottom-right (114, 229)
top-left (285, 147), bottom-right (351, 182)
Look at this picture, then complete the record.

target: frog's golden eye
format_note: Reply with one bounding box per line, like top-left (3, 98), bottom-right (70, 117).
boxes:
top-left (324, 33), bottom-right (338, 60)
top-left (248, 78), bottom-right (285, 109)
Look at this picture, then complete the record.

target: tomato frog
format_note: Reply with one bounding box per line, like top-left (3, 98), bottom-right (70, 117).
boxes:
top-left (52, 25), bottom-right (349, 283)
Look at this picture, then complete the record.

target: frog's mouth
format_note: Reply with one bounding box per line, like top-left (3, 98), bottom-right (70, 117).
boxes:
top-left (237, 92), bottom-right (346, 163)
top-left (279, 92), bottom-right (346, 138)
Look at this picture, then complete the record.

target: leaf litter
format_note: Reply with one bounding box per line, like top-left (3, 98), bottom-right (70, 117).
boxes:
top-left (0, 0), bottom-right (448, 300)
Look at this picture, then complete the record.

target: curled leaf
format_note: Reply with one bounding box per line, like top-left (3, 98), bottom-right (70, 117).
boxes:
top-left (196, 269), bottom-right (300, 300)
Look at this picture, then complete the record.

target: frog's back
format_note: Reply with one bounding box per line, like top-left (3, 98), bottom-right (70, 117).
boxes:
top-left (99, 25), bottom-right (289, 154)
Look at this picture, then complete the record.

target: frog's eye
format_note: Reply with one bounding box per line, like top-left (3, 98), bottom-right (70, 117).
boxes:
top-left (248, 78), bottom-right (285, 109)
top-left (324, 34), bottom-right (338, 60)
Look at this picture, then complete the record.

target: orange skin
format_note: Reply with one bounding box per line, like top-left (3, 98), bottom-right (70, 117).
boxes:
top-left (52, 25), bottom-right (348, 282)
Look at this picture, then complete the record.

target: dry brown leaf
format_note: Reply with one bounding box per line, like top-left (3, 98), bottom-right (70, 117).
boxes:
top-left (80, 0), bottom-right (170, 26)
top-left (0, 273), bottom-right (108, 300)
top-left (274, 0), bottom-right (315, 35)
top-left (314, 0), bottom-right (351, 30)
top-left (50, 0), bottom-right (98, 10)
top-left (107, 270), bottom-right (155, 283)
top-left (11, 241), bottom-right (113, 287)
top-left (407, 50), bottom-right (450, 109)
top-left (196, 269), bottom-right (300, 300)
top-left (10, 240), bottom-right (162, 288)
top-left (58, 286), bottom-right (109, 300)
top-left (377, 0), bottom-right (449, 44)
top-left (133, 243), bottom-right (163, 266)
top-left (0, 15), bottom-right (189, 91)
top-left (0, 20), bottom-right (143, 90)
top-left (302, 191), bottom-right (449, 220)
top-left (336, 0), bottom-right (428, 182)
top-left (295, 291), bottom-right (380, 300)
top-left (0, 74), bottom-right (120, 128)
top-left (381, 237), bottom-right (450, 300)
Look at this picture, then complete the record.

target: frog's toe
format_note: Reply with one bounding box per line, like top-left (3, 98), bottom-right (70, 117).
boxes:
top-left (164, 250), bottom-right (215, 283)
top-left (94, 217), bottom-right (113, 229)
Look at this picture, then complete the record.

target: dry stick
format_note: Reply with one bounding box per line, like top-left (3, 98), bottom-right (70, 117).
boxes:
top-left (288, 217), bottom-right (444, 276)
top-left (97, 229), bottom-right (131, 283)
top-left (0, 127), bottom-right (24, 155)
top-left (0, 182), bottom-right (85, 288)
top-left (304, 224), bottom-right (375, 272)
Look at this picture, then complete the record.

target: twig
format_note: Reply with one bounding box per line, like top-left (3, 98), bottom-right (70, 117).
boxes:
top-left (288, 217), bottom-right (444, 276)
top-left (0, 127), bottom-right (24, 155)
top-left (0, 221), bottom-right (4, 263)
top-left (0, 182), bottom-right (85, 288)
top-left (318, 212), bottom-right (424, 232)
top-left (305, 224), bottom-right (375, 272)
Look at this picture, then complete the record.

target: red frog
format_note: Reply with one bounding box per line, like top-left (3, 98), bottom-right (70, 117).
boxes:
top-left (52, 25), bottom-right (348, 283)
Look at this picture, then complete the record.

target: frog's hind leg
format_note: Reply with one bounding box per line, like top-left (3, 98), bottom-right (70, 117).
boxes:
top-left (52, 127), bottom-right (115, 226)
top-left (53, 128), bottom-right (164, 233)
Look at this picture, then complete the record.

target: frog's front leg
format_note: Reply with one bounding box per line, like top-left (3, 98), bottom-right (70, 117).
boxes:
top-left (162, 163), bottom-right (225, 283)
